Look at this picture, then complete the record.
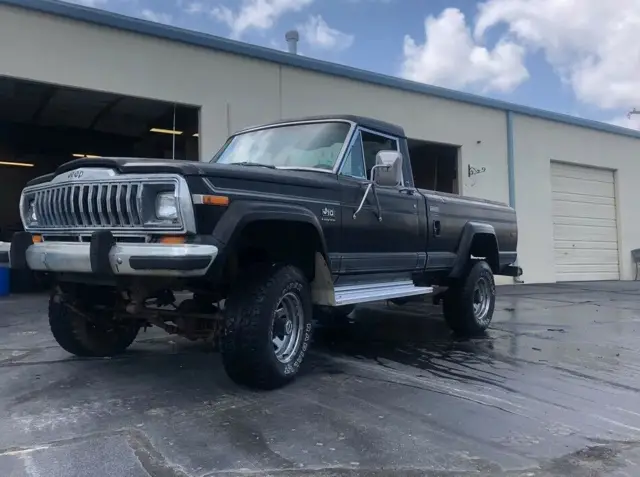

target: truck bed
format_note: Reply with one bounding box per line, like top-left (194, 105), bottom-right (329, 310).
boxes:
top-left (419, 189), bottom-right (518, 273)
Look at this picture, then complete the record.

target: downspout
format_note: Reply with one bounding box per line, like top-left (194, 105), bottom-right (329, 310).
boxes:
top-left (506, 110), bottom-right (522, 283)
top-left (506, 110), bottom-right (516, 209)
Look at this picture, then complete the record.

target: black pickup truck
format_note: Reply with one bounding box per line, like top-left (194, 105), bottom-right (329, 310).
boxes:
top-left (5, 114), bottom-right (521, 389)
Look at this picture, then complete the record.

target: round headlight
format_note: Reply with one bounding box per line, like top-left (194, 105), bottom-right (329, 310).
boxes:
top-left (155, 192), bottom-right (178, 220)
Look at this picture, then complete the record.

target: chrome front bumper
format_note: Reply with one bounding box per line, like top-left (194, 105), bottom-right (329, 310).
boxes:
top-left (3, 234), bottom-right (218, 277)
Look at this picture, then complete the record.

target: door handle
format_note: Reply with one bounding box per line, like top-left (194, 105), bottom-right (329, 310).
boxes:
top-left (433, 220), bottom-right (441, 237)
top-left (398, 187), bottom-right (414, 195)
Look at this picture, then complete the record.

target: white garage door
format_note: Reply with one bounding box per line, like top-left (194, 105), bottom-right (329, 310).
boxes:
top-left (551, 162), bottom-right (619, 281)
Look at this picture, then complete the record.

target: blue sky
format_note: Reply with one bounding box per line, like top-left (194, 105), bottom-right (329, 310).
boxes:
top-left (71, 0), bottom-right (640, 129)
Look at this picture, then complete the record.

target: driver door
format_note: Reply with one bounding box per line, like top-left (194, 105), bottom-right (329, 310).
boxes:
top-left (338, 128), bottom-right (423, 275)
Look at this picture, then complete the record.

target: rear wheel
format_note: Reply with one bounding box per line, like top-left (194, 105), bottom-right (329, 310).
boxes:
top-left (442, 260), bottom-right (495, 336)
top-left (48, 295), bottom-right (140, 357)
top-left (221, 264), bottom-right (313, 390)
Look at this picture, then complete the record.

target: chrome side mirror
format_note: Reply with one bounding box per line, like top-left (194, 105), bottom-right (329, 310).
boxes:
top-left (353, 150), bottom-right (403, 221)
top-left (372, 150), bottom-right (403, 186)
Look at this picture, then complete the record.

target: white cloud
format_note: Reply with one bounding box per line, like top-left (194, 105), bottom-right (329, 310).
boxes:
top-left (140, 9), bottom-right (173, 24)
top-left (400, 8), bottom-right (529, 93)
top-left (210, 0), bottom-right (313, 39)
top-left (298, 15), bottom-right (354, 51)
top-left (474, 0), bottom-right (640, 110)
top-left (180, 1), bottom-right (206, 14)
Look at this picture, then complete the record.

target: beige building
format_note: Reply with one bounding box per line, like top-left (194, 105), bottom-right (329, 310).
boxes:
top-left (0, 0), bottom-right (638, 284)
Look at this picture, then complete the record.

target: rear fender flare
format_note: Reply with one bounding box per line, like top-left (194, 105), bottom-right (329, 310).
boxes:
top-left (449, 222), bottom-right (497, 278)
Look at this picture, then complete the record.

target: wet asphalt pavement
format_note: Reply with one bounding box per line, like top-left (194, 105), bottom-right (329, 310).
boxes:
top-left (1, 282), bottom-right (640, 476)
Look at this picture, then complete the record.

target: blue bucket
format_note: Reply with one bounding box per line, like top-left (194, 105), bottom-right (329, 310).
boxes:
top-left (0, 266), bottom-right (9, 297)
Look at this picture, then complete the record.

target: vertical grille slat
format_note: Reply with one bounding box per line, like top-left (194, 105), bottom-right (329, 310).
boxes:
top-left (55, 187), bottom-right (66, 225)
top-left (125, 184), bottom-right (134, 226)
top-left (106, 184), bottom-right (115, 226)
top-left (51, 189), bottom-right (60, 225)
top-left (61, 187), bottom-right (71, 225)
top-left (115, 184), bottom-right (125, 226)
top-left (45, 190), bottom-right (54, 227)
top-left (49, 189), bottom-right (57, 226)
top-left (70, 186), bottom-right (78, 227)
top-left (97, 185), bottom-right (107, 226)
top-left (25, 179), bottom-right (182, 232)
top-left (78, 186), bottom-right (89, 226)
top-left (87, 185), bottom-right (97, 226)
top-left (40, 190), bottom-right (48, 226)
top-left (56, 188), bottom-right (64, 225)
top-left (135, 183), bottom-right (144, 225)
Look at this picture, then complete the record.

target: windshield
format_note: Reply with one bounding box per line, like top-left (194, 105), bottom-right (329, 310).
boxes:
top-left (211, 121), bottom-right (352, 171)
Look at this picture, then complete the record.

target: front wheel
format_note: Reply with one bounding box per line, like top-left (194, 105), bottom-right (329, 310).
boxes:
top-left (442, 260), bottom-right (496, 336)
top-left (49, 296), bottom-right (140, 357)
top-left (221, 264), bottom-right (313, 390)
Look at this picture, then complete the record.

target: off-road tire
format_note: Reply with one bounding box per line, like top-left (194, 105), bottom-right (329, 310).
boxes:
top-left (48, 297), bottom-right (140, 357)
top-left (221, 264), bottom-right (313, 390)
top-left (442, 260), bottom-right (496, 336)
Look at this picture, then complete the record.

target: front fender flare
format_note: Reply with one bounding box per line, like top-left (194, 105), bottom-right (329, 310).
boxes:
top-left (211, 200), bottom-right (329, 260)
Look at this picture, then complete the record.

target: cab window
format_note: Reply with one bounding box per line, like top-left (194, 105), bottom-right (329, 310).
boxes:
top-left (361, 131), bottom-right (398, 179)
top-left (340, 131), bottom-right (366, 179)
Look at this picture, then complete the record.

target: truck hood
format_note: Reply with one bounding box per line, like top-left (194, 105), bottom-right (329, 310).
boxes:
top-left (27, 157), bottom-right (337, 189)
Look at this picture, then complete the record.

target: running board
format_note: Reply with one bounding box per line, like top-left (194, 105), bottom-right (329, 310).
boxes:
top-left (334, 280), bottom-right (433, 306)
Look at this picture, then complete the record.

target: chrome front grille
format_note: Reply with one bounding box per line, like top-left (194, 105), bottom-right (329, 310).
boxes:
top-left (20, 168), bottom-right (196, 235)
top-left (33, 182), bottom-right (143, 228)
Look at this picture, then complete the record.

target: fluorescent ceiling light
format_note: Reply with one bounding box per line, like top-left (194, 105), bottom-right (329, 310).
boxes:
top-left (72, 154), bottom-right (102, 158)
top-left (193, 133), bottom-right (199, 137)
top-left (0, 161), bottom-right (34, 167)
top-left (150, 128), bottom-right (183, 135)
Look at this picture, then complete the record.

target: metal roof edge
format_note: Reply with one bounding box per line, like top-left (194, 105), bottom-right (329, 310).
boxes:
top-left (5, 0), bottom-right (640, 141)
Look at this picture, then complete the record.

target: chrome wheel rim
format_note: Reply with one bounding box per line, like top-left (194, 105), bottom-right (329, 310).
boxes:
top-left (271, 291), bottom-right (304, 364)
top-left (473, 276), bottom-right (492, 324)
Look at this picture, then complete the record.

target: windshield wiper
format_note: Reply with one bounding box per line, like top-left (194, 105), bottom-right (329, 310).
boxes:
top-left (233, 162), bottom-right (277, 169)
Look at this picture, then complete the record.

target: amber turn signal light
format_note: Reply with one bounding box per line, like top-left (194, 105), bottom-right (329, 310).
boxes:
top-left (197, 194), bottom-right (230, 206)
top-left (32, 235), bottom-right (42, 243)
top-left (159, 236), bottom-right (186, 245)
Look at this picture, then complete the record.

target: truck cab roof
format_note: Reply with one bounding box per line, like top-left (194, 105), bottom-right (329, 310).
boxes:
top-left (236, 114), bottom-right (406, 139)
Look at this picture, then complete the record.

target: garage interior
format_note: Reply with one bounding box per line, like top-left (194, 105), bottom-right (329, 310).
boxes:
top-left (0, 76), bottom-right (200, 292)
top-left (0, 76), bottom-right (200, 242)
top-left (407, 138), bottom-right (459, 193)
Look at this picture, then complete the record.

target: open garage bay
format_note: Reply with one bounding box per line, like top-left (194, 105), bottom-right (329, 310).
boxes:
top-left (1, 283), bottom-right (640, 476)
top-left (0, 75), bottom-right (200, 244)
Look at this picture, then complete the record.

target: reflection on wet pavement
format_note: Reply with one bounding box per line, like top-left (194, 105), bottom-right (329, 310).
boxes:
top-left (1, 283), bottom-right (640, 476)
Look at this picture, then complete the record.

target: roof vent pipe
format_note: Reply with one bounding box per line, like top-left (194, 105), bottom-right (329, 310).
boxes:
top-left (285, 30), bottom-right (299, 55)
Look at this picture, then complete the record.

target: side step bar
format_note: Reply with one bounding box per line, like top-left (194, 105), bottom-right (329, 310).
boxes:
top-left (334, 280), bottom-right (433, 306)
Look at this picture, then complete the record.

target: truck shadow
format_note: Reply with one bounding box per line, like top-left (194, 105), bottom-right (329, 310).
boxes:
top-left (310, 302), bottom-right (504, 387)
